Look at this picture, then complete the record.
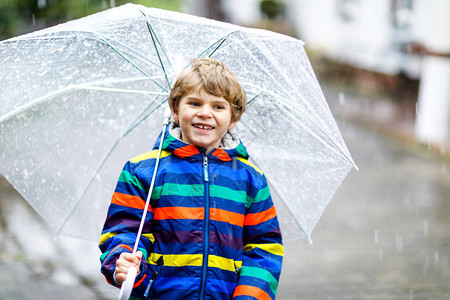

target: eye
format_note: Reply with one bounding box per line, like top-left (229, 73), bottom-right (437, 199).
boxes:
top-left (189, 101), bottom-right (200, 107)
top-left (214, 105), bottom-right (225, 110)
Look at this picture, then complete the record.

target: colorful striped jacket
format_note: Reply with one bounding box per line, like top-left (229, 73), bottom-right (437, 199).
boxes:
top-left (99, 123), bottom-right (283, 299)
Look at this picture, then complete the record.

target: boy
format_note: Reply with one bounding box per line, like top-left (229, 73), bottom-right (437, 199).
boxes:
top-left (99, 58), bottom-right (283, 299)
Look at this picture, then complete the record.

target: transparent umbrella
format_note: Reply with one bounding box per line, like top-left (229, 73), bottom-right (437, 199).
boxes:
top-left (0, 4), bottom-right (357, 243)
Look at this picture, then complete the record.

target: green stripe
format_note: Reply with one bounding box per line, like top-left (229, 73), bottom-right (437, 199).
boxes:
top-left (162, 134), bottom-right (176, 149)
top-left (236, 142), bottom-right (248, 158)
top-left (119, 170), bottom-right (145, 191)
top-left (100, 250), bottom-right (110, 262)
top-left (240, 266), bottom-right (278, 295)
top-left (210, 185), bottom-right (250, 208)
top-left (160, 183), bottom-right (204, 197)
top-left (118, 170), bottom-right (163, 199)
top-left (253, 185), bottom-right (271, 203)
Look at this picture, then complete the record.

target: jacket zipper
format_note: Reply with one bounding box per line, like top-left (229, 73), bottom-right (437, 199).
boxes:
top-left (200, 155), bottom-right (210, 299)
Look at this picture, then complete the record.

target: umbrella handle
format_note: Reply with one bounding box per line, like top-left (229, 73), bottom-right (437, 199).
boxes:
top-left (118, 105), bottom-right (170, 300)
top-left (118, 265), bottom-right (137, 300)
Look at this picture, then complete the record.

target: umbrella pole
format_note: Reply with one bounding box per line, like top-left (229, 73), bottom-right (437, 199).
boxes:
top-left (119, 106), bottom-right (171, 300)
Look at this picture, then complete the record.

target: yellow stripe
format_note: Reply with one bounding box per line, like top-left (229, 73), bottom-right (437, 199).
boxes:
top-left (243, 243), bottom-right (284, 256)
top-left (208, 255), bottom-right (243, 272)
top-left (237, 157), bottom-right (262, 175)
top-left (130, 150), bottom-right (171, 163)
top-left (146, 253), bottom-right (242, 272)
top-left (142, 233), bottom-right (155, 244)
top-left (148, 253), bottom-right (203, 267)
top-left (99, 232), bottom-right (118, 245)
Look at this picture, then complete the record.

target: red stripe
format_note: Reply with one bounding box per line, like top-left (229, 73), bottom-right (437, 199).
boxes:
top-left (173, 145), bottom-right (200, 158)
top-left (154, 207), bottom-right (204, 220)
top-left (233, 285), bottom-right (271, 300)
top-left (134, 274), bottom-right (147, 288)
top-left (211, 148), bottom-right (231, 161)
top-left (111, 192), bottom-right (152, 212)
top-left (104, 244), bottom-right (133, 263)
top-left (244, 206), bottom-right (277, 226)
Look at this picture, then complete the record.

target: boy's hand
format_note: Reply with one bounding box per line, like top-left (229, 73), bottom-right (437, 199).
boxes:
top-left (115, 251), bottom-right (143, 284)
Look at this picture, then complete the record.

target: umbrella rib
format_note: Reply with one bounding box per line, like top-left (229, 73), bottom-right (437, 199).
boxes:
top-left (0, 86), bottom-right (74, 123)
top-left (138, 8), bottom-right (172, 89)
top-left (0, 80), bottom-right (166, 124)
top-left (55, 100), bottom-right (168, 236)
top-left (280, 104), bottom-right (357, 168)
top-left (7, 32), bottom-right (170, 93)
top-left (78, 85), bottom-right (169, 96)
top-left (241, 85), bottom-right (356, 168)
top-left (202, 33), bottom-right (234, 58)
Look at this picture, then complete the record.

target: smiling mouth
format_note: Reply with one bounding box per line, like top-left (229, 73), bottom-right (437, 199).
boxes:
top-left (193, 124), bottom-right (214, 130)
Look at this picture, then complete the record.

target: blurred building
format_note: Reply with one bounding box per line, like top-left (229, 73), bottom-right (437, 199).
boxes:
top-left (286, 0), bottom-right (450, 146)
top-left (188, 0), bottom-right (450, 146)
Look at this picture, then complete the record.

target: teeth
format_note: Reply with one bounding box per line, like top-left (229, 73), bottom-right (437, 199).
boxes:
top-left (194, 124), bottom-right (213, 130)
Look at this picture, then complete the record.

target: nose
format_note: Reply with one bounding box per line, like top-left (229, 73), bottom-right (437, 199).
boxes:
top-left (197, 105), bottom-right (213, 118)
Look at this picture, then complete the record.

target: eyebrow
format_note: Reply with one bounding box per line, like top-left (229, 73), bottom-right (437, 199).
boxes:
top-left (184, 96), bottom-right (230, 105)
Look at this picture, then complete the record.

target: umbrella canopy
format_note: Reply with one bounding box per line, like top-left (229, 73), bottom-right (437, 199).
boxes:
top-left (0, 4), bottom-right (357, 242)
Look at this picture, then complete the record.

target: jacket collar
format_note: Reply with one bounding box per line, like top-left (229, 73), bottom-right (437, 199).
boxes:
top-left (153, 122), bottom-right (248, 161)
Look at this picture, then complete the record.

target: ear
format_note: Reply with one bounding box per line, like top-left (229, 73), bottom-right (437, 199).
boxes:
top-left (172, 110), bottom-right (179, 122)
top-left (228, 119), bottom-right (238, 130)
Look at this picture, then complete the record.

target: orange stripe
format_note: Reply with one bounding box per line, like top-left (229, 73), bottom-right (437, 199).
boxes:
top-left (244, 206), bottom-right (277, 226)
top-left (154, 207), bottom-right (204, 220)
top-left (174, 145), bottom-right (200, 158)
top-left (111, 193), bottom-right (153, 212)
top-left (233, 285), bottom-right (272, 300)
top-left (210, 208), bottom-right (244, 227)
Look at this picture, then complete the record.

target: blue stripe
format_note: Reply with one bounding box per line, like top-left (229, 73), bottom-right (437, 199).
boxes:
top-left (207, 277), bottom-right (236, 294)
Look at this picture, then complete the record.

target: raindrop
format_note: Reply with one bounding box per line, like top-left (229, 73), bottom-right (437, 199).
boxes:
top-left (410, 290), bottom-right (413, 300)
top-left (338, 92), bottom-right (345, 105)
top-left (423, 220), bottom-right (428, 237)
top-left (374, 230), bottom-right (378, 244)
top-left (435, 251), bottom-right (439, 263)
top-left (32, 14), bottom-right (36, 26)
top-left (378, 249), bottom-right (383, 261)
top-left (441, 164), bottom-right (447, 174)
top-left (396, 235), bottom-right (403, 251)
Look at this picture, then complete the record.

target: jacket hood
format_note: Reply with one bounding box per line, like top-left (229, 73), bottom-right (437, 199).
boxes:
top-left (152, 122), bottom-right (249, 161)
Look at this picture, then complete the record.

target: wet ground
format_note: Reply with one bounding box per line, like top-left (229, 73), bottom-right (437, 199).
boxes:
top-left (1, 86), bottom-right (449, 299)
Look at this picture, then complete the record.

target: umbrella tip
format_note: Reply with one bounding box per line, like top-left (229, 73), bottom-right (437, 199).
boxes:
top-left (163, 106), bottom-right (171, 125)
top-left (307, 236), bottom-right (313, 244)
top-left (354, 164), bottom-right (360, 171)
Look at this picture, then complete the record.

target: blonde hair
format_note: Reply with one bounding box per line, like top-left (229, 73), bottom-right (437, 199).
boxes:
top-left (169, 57), bottom-right (247, 122)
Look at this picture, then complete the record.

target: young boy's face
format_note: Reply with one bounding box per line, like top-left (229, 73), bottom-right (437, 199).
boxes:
top-left (173, 88), bottom-right (237, 154)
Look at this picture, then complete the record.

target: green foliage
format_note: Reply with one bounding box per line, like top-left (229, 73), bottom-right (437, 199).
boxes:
top-left (0, 0), bottom-right (182, 40)
top-left (259, 0), bottom-right (284, 20)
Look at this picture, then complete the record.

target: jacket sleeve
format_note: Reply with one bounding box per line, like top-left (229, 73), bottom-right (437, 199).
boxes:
top-left (98, 160), bottom-right (156, 292)
top-left (233, 175), bottom-right (283, 300)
